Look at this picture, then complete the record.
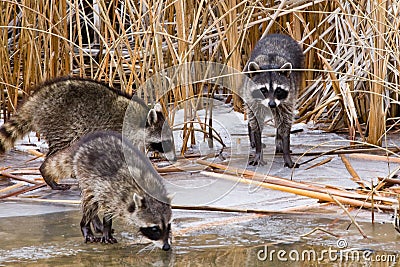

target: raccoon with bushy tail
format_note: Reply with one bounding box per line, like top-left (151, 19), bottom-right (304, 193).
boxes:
top-left (0, 77), bottom-right (176, 189)
top-left (242, 34), bottom-right (304, 168)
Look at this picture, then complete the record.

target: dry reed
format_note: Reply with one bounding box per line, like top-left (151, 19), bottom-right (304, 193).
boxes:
top-left (0, 0), bottom-right (399, 151)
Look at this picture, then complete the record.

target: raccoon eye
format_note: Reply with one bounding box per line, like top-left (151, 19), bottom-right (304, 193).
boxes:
top-left (127, 202), bottom-right (135, 213)
top-left (150, 140), bottom-right (173, 153)
top-left (275, 87), bottom-right (288, 100)
top-left (140, 226), bottom-right (162, 241)
top-left (260, 87), bottom-right (268, 94)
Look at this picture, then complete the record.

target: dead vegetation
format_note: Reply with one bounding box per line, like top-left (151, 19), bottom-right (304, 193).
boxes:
top-left (1, 0), bottom-right (399, 146)
top-left (0, 0), bottom-right (400, 236)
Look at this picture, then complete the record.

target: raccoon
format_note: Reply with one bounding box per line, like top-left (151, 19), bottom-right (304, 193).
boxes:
top-left (0, 76), bottom-right (176, 190)
top-left (68, 131), bottom-right (172, 250)
top-left (243, 34), bottom-right (304, 168)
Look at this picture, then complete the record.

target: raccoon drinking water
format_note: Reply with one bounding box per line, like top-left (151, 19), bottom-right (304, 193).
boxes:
top-left (70, 131), bottom-right (172, 250)
top-left (0, 77), bottom-right (175, 190)
top-left (243, 34), bottom-right (304, 168)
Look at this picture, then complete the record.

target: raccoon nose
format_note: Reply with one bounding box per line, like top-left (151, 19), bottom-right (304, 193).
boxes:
top-left (162, 242), bottom-right (171, 251)
top-left (268, 100), bottom-right (277, 108)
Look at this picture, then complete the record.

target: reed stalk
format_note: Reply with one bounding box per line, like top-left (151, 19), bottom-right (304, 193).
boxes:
top-left (0, 0), bottom-right (399, 153)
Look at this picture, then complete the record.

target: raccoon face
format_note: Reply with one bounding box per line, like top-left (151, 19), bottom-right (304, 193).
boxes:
top-left (146, 104), bottom-right (176, 161)
top-left (127, 193), bottom-right (172, 251)
top-left (248, 61), bottom-right (292, 108)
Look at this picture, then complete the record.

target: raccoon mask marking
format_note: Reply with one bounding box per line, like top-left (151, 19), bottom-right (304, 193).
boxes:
top-left (128, 193), bottom-right (172, 251)
top-left (249, 61), bottom-right (292, 108)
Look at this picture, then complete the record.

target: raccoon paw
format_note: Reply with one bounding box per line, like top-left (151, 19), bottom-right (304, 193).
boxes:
top-left (84, 234), bottom-right (101, 243)
top-left (50, 183), bottom-right (71, 191)
top-left (101, 235), bottom-right (118, 244)
top-left (284, 161), bottom-right (300, 168)
top-left (249, 154), bottom-right (266, 166)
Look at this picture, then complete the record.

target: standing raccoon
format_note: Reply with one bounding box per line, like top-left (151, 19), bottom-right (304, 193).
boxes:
top-left (70, 131), bottom-right (172, 250)
top-left (0, 77), bottom-right (175, 190)
top-left (243, 34), bottom-right (304, 167)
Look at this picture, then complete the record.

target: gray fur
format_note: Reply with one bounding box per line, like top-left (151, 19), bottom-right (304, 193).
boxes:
top-left (242, 34), bottom-right (304, 167)
top-left (71, 131), bottom-right (172, 250)
top-left (0, 76), bottom-right (176, 189)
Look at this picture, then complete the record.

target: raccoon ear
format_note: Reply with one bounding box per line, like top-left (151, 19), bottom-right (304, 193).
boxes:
top-left (153, 103), bottom-right (163, 113)
top-left (167, 192), bottom-right (176, 202)
top-left (248, 61), bottom-right (260, 72)
top-left (147, 109), bottom-right (158, 126)
top-left (279, 62), bottom-right (292, 77)
top-left (133, 193), bottom-right (144, 208)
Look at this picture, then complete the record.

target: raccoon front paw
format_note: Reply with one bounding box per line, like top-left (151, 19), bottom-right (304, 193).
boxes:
top-left (249, 154), bottom-right (266, 166)
top-left (100, 235), bottom-right (118, 244)
top-left (50, 183), bottom-right (71, 191)
top-left (84, 234), bottom-right (101, 243)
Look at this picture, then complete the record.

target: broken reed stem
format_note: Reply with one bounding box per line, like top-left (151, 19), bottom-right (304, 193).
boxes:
top-left (9, 197), bottom-right (80, 205)
top-left (340, 154), bottom-right (367, 190)
top-left (300, 227), bottom-right (341, 238)
top-left (172, 205), bottom-right (305, 215)
top-left (348, 153), bottom-right (400, 163)
top-left (155, 164), bottom-right (206, 173)
top-left (304, 156), bottom-right (333, 170)
top-left (0, 183), bottom-right (24, 194)
top-left (377, 177), bottom-right (400, 185)
top-left (0, 172), bottom-right (42, 185)
top-left (0, 183), bottom-right (46, 199)
top-left (329, 193), bottom-right (367, 239)
top-left (371, 178), bottom-right (374, 224)
top-left (197, 160), bottom-right (396, 210)
top-left (197, 159), bottom-right (395, 204)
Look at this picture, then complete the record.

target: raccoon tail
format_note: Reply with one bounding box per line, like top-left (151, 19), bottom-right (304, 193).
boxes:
top-left (0, 113), bottom-right (33, 153)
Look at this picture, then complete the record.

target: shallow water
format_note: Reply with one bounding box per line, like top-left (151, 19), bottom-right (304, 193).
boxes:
top-left (0, 207), bottom-right (399, 266)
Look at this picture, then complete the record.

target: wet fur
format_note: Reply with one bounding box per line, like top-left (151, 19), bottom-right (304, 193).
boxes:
top-left (71, 131), bottom-right (172, 249)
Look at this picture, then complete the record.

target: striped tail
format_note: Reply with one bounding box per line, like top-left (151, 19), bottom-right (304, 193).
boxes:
top-left (0, 114), bottom-right (33, 153)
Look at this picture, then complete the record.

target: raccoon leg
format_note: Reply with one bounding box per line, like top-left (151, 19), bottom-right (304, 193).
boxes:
top-left (91, 215), bottom-right (115, 234)
top-left (80, 203), bottom-right (101, 243)
top-left (248, 109), bottom-right (265, 165)
top-left (248, 123), bottom-right (266, 149)
top-left (80, 216), bottom-right (100, 243)
top-left (281, 129), bottom-right (299, 168)
top-left (248, 123), bottom-right (256, 148)
top-left (91, 215), bottom-right (103, 234)
top-left (249, 129), bottom-right (265, 166)
top-left (40, 150), bottom-right (73, 190)
top-left (101, 214), bottom-right (118, 244)
top-left (275, 129), bottom-right (283, 153)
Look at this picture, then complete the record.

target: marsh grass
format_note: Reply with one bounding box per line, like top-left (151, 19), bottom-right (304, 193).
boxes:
top-left (0, 0), bottom-right (399, 149)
